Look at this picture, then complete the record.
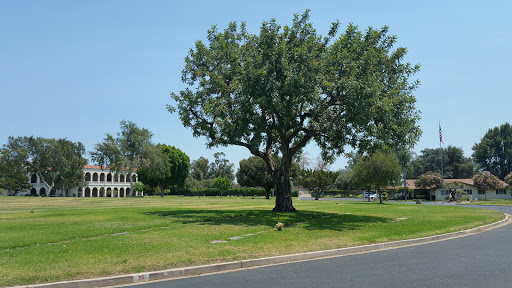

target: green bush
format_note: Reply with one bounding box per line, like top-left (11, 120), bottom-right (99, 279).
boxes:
top-left (394, 187), bottom-right (414, 200)
top-left (415, 195), bottom-right (425, 200)
top-left (381, 191), bottom-right (388, 201)
top-left (292, 190), bottom-right (298, 197)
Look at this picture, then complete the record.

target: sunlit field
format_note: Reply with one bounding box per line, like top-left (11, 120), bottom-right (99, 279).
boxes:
top-left (0, 196), bottom-right (504, 286)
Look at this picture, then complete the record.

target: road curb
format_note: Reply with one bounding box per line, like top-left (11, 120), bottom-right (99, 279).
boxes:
top-left (14, 213), bottom-right (510, 288)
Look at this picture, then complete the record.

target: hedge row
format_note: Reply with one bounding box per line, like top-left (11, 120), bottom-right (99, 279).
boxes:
top-left (171, 188), bottom-right (267, 197)
top-left (324, 190), bottom-right (353, 196)
top-left (169, 188), bottom-right (299, 197)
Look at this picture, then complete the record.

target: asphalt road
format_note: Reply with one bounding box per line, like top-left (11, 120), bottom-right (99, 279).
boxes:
top-left (124, 205), bottom-right (512, 288)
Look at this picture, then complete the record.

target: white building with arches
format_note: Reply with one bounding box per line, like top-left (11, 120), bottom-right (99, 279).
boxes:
top-left (22, 165), bottom-right (141, 197)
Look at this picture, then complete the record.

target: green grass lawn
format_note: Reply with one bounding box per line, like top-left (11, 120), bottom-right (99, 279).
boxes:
top-left (0, 196), bottom-right (504, 287)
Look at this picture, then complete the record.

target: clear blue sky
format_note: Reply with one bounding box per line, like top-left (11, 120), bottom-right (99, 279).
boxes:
top-left (1, 0), bottom-right (511, 172)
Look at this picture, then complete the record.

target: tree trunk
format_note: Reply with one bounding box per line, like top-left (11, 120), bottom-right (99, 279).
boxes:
top-left (265, 187), bottom-right (270, 200)
top-left (274, 178), bottom-right (295, 211)
top-left (160, 185), bottom-right (165, 198)
top-left (378, 190), bottom-right (383, 204)
top-left (450, 190), bottom-right (456, 202)
top-left (37, 171), bottom-right (54, 197)
top-left (403, 171), bottom-right (408, 201)
top-left (129, 175), bottom-right (134, 197)
top-left (272, 157), bottom-right (296, 212)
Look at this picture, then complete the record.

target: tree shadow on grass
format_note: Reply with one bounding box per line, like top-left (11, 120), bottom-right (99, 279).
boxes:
top-left (144, 209), bottom-right (390, 232)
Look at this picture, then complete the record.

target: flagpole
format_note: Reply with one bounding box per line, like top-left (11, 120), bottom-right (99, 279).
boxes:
top-left (439, 122), bottom-right (444, 199)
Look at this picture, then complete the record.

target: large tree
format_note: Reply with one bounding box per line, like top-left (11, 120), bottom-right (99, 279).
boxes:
top-left (473, 123), bottom-right (512, 179)
top-left (209, 152), bottom-right (235, 181)
top-left (137, 144), bottom-right (190, 198)
top-left (190, 157), bottom-right (210, 181)
top-left (169, 11), bottom-right (421, 211)
top-left (334, 168), bottom-right (354, 192)
top-left (411, 146), bottom-right (476, 179)
top-left (0, 136), bottom-right (87, 196)
top-left (237, 156), bottom-right (274, 199)
top-left (53, 141), bottom-right (88, 196)
top-left (91, 120), bottom-right (153, 196)
top-left (0, 146), bottom-right (32, 195)
top-left (0, 166), bottom-right (31, 196)
top-left (351, 151), bottom-right (402, 204)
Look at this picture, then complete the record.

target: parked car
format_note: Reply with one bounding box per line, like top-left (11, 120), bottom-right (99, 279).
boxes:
top-left (363, 192), bottom-right (377, 201)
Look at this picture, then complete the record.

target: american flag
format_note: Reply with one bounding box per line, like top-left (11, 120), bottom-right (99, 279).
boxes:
top-left (439, 124), bottom-right (444, 144)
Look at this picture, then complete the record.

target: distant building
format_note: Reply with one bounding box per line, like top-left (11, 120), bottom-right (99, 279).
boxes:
top-left (397, 178), bottom-right (510, 201)
top-left (19, 165), bottom-right (141, 197)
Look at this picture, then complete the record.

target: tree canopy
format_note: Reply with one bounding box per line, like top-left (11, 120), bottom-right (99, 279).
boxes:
top-left (299, 169), bottom-right (337, 200)
top-left (472, 171), bottom-right (504, 189)
top-left (0, 158), bottom-right (31, 196)
top-left (0, 136), bottom-right (87, 196)
top-left (473, 123), bottom-right (512, 179)
top-left (351, 151), bottom-right (402, 203)
top-left (212, 176), bottom-right (232, 197)
top-left (209, 152), bottom-right (235, 181)
top-left (137, 144), bottom-right (190, 197)
top-left (91, 120), bottom-right (153, 196)
top-left (414, 171), bottom-right (442, 191)
top-left (53, 141), bottom-right (88, 196)
top-left (334, 168), bottom-right (353, 192)
top-left (411, 146), bottom-right (475, 179)
top-left (190, 157), bottom-right (210, 181)
top-left (237, 156), bottom-right (274, 199)
top-left (169, 11), bottom-right (421, 211)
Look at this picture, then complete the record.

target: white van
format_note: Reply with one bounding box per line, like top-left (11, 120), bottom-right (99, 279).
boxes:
top-left (363, 192), bottom-right (377, 201)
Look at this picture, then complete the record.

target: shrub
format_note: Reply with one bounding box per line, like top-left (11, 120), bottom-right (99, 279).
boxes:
top-left (381, 191), bottom-right (388, 201)
top-left (394, 187), bottom-right (414, 200)
top-left (414, 195), bottom-right (425, 200)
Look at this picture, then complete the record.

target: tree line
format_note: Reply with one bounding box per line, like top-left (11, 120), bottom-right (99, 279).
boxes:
top-left (0, 121), bottom-right (189, 197)
top-left (2, 121), bottom-right (512, 202)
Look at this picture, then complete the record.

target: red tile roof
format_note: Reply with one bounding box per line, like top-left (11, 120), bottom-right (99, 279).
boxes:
top-left (83, 165), bottom-right (137, 171)
top-left (84, 165), bottom-right (109, 170)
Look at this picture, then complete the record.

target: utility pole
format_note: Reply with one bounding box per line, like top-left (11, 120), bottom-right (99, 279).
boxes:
top-left (439, 122), bottom-right (444, 200)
